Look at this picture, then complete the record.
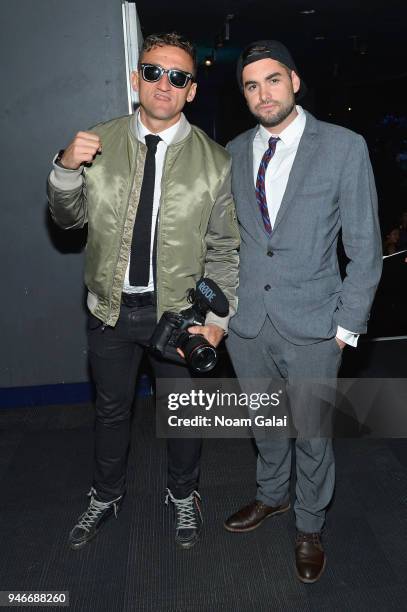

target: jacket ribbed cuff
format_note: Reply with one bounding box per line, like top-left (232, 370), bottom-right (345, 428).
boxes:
top-left (49, 154), bottom-right (83, 190)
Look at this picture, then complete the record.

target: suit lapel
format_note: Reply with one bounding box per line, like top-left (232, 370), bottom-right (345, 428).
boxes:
top-left (272, 111), bottom-right (319, 232)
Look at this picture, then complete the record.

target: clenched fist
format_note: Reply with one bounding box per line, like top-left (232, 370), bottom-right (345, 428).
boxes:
top-left (60, 131), bottom-right (102, 170)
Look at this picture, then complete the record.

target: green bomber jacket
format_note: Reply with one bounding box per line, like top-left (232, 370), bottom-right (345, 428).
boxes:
top-left (47, 113), bottom-right (240, 330)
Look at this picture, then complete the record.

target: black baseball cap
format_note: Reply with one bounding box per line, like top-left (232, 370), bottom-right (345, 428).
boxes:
top-left (237, 39), bottom-right (307, 99)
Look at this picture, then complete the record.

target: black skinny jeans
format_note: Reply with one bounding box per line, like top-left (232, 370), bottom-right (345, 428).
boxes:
top-left (88, 300), bottom-right (202, 502)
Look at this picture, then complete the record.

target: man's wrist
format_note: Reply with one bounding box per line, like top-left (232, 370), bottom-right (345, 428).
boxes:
top-left (205, 310), bottom-right (231, 335)
top-left (206, 323), bottom-right (225, 335)
top-left (336, 325), bottom-right (359, 347)
top-left (54, 149), bottom-right (68, 169)
top-left (50, 151), bottom-right (84, 190)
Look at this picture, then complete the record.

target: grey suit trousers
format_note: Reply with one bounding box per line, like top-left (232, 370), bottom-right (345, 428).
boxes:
top-left (227, 316), bottom-right (343, 533)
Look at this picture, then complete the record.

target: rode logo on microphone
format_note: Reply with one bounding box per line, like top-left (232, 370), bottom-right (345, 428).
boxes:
top-left (198, 280), bottom-right (215, 303)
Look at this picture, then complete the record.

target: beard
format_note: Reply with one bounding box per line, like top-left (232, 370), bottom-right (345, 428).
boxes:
top-left (252, 97), bottom-right (296, 128)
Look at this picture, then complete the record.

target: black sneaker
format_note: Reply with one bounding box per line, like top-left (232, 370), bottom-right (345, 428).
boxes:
top-left (165, 488), bottom-right (203, 549)
top-left (68, 487), bottom-right (122, 550)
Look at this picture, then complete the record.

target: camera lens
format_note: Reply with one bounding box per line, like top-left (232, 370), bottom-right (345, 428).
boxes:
top-left (179, 333), bottom-right (218, 372)
top-left (189, 344), bottom-right (217, 372)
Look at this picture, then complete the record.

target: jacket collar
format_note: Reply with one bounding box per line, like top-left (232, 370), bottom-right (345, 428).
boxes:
top-left (171, 112), bottom-right (192, 144)
top-left (130, 109), bottom-right (191, 146)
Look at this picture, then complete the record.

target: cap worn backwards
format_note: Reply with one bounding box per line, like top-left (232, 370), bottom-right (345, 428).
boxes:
top-left (236, 39), bottom-right (307, 99)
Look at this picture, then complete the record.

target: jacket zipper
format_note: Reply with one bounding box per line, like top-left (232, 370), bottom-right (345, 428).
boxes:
top-left (103, 135), bottom-right (139, 327)
top-left (156, 146), bottom-right (171, 318)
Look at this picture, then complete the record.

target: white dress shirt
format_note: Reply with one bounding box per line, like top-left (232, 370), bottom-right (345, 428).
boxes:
top-left (253, 106), bottom-right (358, 346)
top-left (123, 112), bottom-right (180, 293)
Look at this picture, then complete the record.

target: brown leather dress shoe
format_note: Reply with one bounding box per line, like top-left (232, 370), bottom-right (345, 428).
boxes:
top-left (224, 500), bottom-right (290, 532)
top-left (295, 531), bottom-right (326, 583)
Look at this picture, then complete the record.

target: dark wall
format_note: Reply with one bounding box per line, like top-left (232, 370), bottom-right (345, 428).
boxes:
top-left (0, 1), bottom-right (128, 387)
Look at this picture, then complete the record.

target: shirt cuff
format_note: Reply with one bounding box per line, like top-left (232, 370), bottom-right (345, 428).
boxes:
top-left (336, 325), bottom-right (359, 347)
top-left (49, 153), bottom-right (83, 190)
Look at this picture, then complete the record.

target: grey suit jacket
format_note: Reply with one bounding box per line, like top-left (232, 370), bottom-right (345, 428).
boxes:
top-left (228, 110), bottom-right (382, 344)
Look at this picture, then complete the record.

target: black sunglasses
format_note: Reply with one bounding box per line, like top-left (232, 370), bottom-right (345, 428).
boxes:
top-left (140, 63), bottom-right (194, 89)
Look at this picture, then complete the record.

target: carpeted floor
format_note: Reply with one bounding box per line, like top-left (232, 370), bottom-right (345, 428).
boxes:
top-left (1, 341), bottom-right (407, 611)
top-left (1, 402), bottom-right (407, 611)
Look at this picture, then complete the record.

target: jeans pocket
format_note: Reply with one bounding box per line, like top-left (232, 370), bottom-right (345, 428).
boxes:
top-left (87, 313), bottom-right (104, 331)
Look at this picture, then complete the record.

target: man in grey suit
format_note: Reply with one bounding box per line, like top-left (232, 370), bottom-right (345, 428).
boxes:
top-left (223, 40), bottom-right (382, 583)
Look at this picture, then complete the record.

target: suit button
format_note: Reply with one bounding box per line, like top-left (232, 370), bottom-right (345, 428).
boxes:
top-left (264, 284), bottom-right (271, 291)
top-left (267, 250), bottom-right (274, 257)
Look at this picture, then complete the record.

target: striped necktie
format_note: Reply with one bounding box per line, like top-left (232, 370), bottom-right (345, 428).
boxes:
top-left (255, 136), bottom-right (279, 235)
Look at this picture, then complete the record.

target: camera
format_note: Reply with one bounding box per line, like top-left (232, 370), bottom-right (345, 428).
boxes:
top-left (149, 278), bottom-right (229, 373)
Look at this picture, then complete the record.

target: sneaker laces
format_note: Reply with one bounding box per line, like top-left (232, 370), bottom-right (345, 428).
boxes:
top-left (165, 489), bottom-right (202, 530)
top-left (76, 487), bottom-right (121, 533)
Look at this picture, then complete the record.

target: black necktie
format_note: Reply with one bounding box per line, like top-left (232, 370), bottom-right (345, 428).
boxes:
top-left (129, 134), bottom-right (161, 286)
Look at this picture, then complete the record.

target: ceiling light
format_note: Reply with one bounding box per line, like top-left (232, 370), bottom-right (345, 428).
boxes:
top-left (300, 9), bottom-right (316, 15)
top-left (204, 56), bottom-right (213, 67)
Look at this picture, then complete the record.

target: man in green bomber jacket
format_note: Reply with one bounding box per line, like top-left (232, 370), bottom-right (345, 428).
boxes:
top-left (47, 32), bottom-right (239, 551)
